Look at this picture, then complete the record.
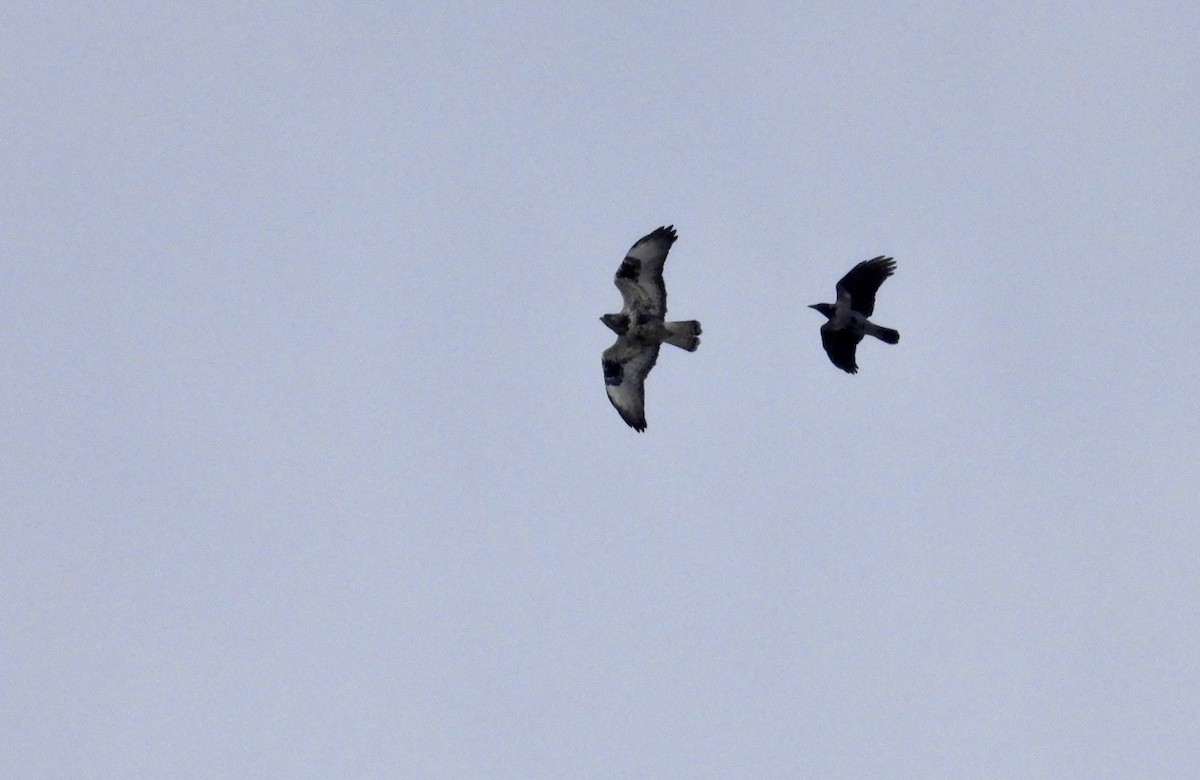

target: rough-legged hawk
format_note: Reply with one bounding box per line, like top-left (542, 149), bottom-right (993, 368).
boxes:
top-left (600, 226), bottom-right (702, 431)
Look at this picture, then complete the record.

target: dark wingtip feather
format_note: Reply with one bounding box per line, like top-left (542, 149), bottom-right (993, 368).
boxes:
top-left (618, 406), bottom-right (647, 432)
top-left (875, 256), bottom-right (897, 275)
top-left (649, 225), bottom-right (677, 244)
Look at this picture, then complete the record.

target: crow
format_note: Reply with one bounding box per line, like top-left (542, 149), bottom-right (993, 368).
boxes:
top-left (809, 256), bottom-right (898, 373)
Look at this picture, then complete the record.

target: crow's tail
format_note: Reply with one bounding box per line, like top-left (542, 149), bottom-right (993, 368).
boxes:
top-left (866, 322), bottom-right (899, 344)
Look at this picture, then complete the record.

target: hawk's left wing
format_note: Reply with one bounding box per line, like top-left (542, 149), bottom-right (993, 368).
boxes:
top-left (613, 225), bottom-right (677, 319)
top-left (601, 337), bottom-right (661, 431)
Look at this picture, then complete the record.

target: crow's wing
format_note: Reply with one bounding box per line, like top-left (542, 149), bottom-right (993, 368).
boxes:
top-left (835, 256), bottom-right (895, 317)
top-left (601, 336), bottom-right (661, 431)
top-left (820, 322), bottom-right (862, 374)
top-left (613, 225), bottom-right (677, 319)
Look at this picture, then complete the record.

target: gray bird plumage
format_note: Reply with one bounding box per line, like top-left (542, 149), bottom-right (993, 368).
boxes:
top-left (601, 226), bottom-right (701, 431)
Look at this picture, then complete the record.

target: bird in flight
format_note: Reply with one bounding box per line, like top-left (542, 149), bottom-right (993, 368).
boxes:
top-left (809, 256), bottom-right (899, 373)
top-left (601, 226), bottom-right (702, 431)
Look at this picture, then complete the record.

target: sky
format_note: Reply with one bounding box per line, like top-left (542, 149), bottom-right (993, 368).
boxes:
top-left (3, 3), bottom-right (1199, 778)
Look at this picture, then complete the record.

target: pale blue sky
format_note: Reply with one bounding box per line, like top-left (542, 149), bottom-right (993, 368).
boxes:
top-left (3, 3), bottom-right (1199, 778)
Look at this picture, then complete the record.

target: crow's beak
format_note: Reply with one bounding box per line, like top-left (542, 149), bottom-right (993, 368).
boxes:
top-left (807, 304), bottom-right (819, 310)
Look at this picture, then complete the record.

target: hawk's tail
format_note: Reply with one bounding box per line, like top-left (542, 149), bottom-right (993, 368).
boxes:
top-left (866, 322), bottom-right (900, 344)
top-left (663, 320), bottom-right (702, 352)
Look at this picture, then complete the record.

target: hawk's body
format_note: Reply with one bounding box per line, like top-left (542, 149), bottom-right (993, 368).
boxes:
top-left (601, 226), bottom-right (701, 431)
top-left (809, 256), bottom-right (899, 373)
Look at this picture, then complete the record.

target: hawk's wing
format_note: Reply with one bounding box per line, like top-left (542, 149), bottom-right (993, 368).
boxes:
top-left (601, 337), bottom-right (661, 431)
top-left (835, 256), bottom-right (895, 317)
top-left (613, 226), bottom-right (677, 319)
top-left (820, 322), bottom-right (862, 374)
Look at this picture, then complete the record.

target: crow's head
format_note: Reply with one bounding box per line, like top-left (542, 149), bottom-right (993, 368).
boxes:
top-left (808, 303), bottom-right (835, 319)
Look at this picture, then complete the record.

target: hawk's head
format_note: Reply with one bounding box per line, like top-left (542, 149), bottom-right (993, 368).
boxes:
top-left (600, 313), bottom-right (630, 335)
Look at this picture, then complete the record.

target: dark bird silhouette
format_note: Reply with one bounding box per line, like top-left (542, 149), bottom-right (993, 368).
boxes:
top-left (809, 256), bottom-right (899, 373)
top-left (601, 226), bottom-right (701, 431)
